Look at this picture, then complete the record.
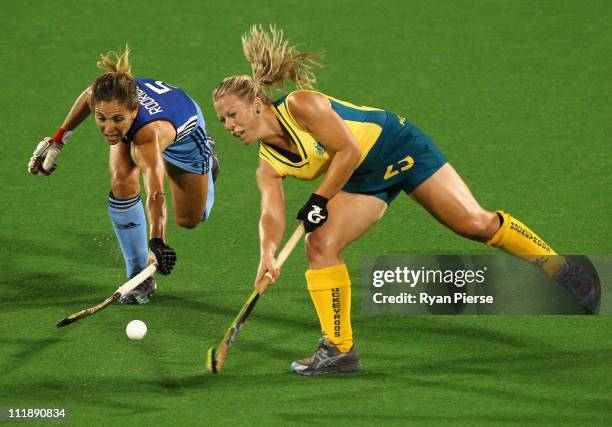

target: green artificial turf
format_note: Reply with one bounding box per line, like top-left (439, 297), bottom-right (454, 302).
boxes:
top-left (1, 0), bottom-right (611, 425)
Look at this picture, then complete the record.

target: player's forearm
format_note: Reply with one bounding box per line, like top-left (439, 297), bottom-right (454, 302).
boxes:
top-left (315, 145), bottom-right (361, 199)
top-left (146, 191), bottom-right (167, 239)
top-left (135, 139), bottom-right (168, 240)
top-left (259, 211), bottom-right (285, 258)
top-left (60, 87), bottom-right (93, 131)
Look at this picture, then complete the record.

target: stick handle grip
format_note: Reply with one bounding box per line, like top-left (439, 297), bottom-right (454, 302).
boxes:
top-left (116, 263), bottom-right (157, 296)
top-left (255, 223), bottom-right (305, 294)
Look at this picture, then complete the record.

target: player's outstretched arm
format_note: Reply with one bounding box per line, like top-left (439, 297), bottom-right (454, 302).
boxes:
top-left (131, 122), bottom-right (177, 275)
top-left (255, 160), bottom-right (286, 285)
top-left (28, 86), bottom-right (93, 175)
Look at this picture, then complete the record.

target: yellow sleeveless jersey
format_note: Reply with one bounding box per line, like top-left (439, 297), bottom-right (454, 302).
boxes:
top-left (258, 91), bottom-right (389, 180)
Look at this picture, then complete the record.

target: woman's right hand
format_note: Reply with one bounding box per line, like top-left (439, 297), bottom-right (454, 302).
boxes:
top-left (255, 254), bottom-right (280, 289)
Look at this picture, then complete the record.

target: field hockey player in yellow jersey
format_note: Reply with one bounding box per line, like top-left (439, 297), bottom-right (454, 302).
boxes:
top-left (213, 26), bottom-right (600, 376)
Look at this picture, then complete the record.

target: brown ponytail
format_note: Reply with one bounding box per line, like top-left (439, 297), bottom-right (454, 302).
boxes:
top-left (91, 45), bottom-right (138, 111)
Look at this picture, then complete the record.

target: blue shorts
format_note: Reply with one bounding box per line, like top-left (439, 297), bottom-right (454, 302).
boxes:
top-left (342, 119), bottom-right (447, 205)
top-left (163, 98), bottom-right (213, 175)
top-left (162, 99), bottom-right (215, 220)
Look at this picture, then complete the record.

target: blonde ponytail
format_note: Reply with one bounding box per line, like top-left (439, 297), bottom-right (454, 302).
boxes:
top-left (243, 25), bottom-right (321, 91)
top-left (214, 25), bottom-right (322, 104)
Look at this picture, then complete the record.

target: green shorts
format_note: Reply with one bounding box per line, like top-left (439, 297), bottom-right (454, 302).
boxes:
top-left (342, 116), bottom-right (447, 205)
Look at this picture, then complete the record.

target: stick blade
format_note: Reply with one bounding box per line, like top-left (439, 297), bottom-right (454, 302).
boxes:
top-left (57, 317), bottom-right (78, 328)
top-left (207, 347), bottom-right (218, 374)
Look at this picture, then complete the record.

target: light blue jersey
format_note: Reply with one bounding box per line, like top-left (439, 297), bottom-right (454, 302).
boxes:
top-left (108, 78), bottom-right (216, 289)
top-left (125, 78), bottom-right (214, 176)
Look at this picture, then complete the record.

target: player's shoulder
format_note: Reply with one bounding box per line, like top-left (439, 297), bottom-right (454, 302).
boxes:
top-left (134, 77), bottom-right (162, 85)
top-left (133, 77), bottom-right (153, 89)
top-left (285, 90), bottom-right (329, 107)
top-left (285, 90), bottom-right (332, 122)
top-left (134, 78), bottom-right (181, 95)
top-left (131, 120), bottom-right (170, 144)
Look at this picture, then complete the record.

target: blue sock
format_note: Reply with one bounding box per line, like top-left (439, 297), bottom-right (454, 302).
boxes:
top-left (108, 192), bottom-right (148, 279)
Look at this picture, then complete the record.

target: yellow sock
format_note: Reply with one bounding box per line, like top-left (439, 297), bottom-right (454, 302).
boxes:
top-left (486, 210), bottom-right (565, 277)
top-left (305, 264), bottom-right (353, 352)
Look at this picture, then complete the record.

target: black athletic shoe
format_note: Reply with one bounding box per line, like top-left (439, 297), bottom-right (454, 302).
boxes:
top-left (208, 137), bottom-right (220, 183)
top-left (120, 277), bottom-right (156, 305)
top-left (553, 258), bottom-right (601, 314)
top-left (291, 338), bottom-right (362, 376)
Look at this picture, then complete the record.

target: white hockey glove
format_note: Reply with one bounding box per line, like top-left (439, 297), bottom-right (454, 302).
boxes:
top-left (28, 130), bottom-right (72, 175)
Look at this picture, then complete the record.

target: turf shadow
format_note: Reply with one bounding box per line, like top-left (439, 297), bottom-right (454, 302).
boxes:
top-left (275, 411), bottom-right (612, 426)
top-left (286, 349), bottom-right (612, 415)
top-left (209, 336), bottom-right (307, 361)
top-left (0, 272), bottom-right (105, 311)
top-left (354, 316), bottom-right (538, 350)
top-left (0, 233), bottom-right (116, 271)
top-left (157, 293), bottom-right (315, 332)
top-left (0, 337), bottom-right (63, 375)
top-left (0, 378), bottom-right (165, 415)
top-left (392, 347), bottom-right (612, 376)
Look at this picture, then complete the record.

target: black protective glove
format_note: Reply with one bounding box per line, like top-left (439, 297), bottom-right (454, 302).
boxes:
top-left (296, 193), bottom-right (329, 233)
top-left (149, 238), bottom-right (177, 275)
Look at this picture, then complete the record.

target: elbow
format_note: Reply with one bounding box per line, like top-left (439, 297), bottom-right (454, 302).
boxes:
top-left (260, 210), bottom-right (285, 225)
top-left (348, 143), bottom-right (361, 167)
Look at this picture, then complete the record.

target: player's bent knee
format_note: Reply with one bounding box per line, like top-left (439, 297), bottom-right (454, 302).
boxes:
top-left (174, 203), bottom-right (207, 229)
top-left (175, 215), bottom-right (201, 229)
top-left (305, 232), bottom-right (340, 263)
top-left (110, 184), bottom-right (139, 200)
top-left (451, 211), bottom-right (499, 242)
top-left (111, 174), bottom-right (139, 199)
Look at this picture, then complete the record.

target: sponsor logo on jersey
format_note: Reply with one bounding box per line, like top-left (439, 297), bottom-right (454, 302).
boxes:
top-left (314, 141), bottom-right (325, 155)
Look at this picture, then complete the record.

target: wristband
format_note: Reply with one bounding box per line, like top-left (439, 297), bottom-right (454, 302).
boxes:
top-left (51, 128), bottom-right (73, 144)
top-left (307, 193), bottom-right (329, 207)
top-left (149, 238), bottom-right (165, 248)
top-left (297, 193), bottom-right (330, 233)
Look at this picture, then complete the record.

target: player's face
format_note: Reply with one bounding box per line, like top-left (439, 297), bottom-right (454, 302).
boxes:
top-left (214, 94), bottom-right (261, 145)
top-left (94, 100), bottom-right (138, 145)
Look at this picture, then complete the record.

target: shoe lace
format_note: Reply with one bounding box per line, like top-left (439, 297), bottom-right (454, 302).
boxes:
top-left (316, 338), bottom-right (330, 354)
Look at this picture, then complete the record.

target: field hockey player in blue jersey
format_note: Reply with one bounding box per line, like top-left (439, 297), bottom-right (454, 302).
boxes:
top-left (28, 46), bottom-right (219, 304)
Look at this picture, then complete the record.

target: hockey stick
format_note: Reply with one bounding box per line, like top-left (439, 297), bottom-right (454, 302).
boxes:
top-left (56, 263), bottom-right (157, 327)
top-left (207, 223), bottom-right (305, 373)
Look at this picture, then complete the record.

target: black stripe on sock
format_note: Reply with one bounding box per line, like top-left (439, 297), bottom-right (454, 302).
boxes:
top-left (109, 192), bottom-right (141, 210)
